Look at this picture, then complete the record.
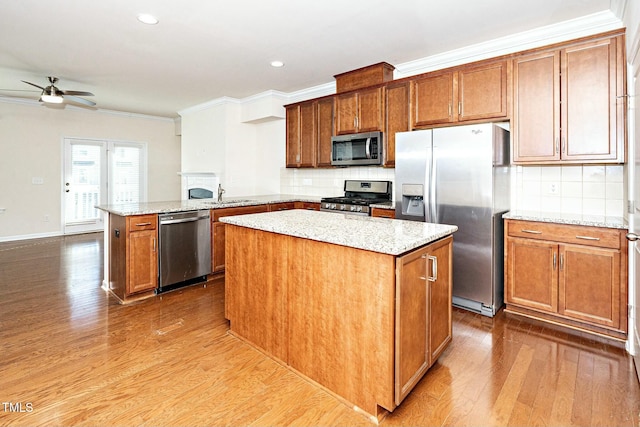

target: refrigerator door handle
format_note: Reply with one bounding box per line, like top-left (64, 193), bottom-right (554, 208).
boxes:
top-left (430, 148), bottom-right (437, 223)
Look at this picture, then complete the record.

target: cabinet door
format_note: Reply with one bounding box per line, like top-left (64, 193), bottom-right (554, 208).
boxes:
top-left (395, 245), bottom-right (429, 404)
top-left (335, 92), bottom-right (358, 135)
top-left (212, 222), bottom-right (225, 272)
top-left (428, 237), bottom-right (452, 363)
top-left (299, 102), bottom-right (317, 167)
top-left (458, 61), bottom-right (507, 121)
top-left (385, 82), bottom-right (409, 167)
top-left (559, 245), bottom-right (620, 328)
top-left (357, 87), bottom-right (384, 133)
top-left (128, 230), bottom-right (157, 294)
top-left (512, 51), bottom-right (561, 163)
top-left (561, 37), bottom-right (620, 162)
top-left (412, 72), bottom-right (455, 128)
top-left (371, 208), bottom-right (395, 219)
top-left (317, 97), bottom-right (334, 167)
top-left (505, 237), bottom-right (558, 313)
top-left (286, 105), bottom-right (301, 167)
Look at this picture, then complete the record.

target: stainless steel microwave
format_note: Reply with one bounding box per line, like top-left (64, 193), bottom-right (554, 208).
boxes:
top-left (331, 131), bottom-right (383, 166)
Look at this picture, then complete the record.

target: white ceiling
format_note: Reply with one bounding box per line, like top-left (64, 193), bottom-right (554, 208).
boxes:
top-left (0, 0), bottom-right (618, 118)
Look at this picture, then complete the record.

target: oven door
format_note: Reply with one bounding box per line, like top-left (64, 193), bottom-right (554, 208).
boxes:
top-left (331, 132), bottom-right (382, 166)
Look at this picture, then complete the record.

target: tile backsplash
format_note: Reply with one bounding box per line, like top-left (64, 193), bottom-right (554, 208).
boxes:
top-left (280, 167), bottom-right (395, 198)
top-left (279, 164), bottom-right (626, 218)
top-left (512, 165), bottom-right (625, 217)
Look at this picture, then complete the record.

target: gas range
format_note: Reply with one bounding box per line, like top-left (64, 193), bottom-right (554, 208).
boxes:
top-left (320, 180), bottom-right (392, 216)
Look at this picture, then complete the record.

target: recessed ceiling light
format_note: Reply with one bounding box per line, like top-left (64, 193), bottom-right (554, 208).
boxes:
top-left (137, 13), bottom-right (159, 25)
top-left (270, 61), bottom-right (284, 68)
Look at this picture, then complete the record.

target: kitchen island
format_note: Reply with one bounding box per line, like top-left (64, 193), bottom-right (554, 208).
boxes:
top-left (221, 210), bottom-right (457, 421)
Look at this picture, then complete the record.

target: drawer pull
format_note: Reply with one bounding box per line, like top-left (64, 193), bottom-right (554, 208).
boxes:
top-left (575, 235), bottom-right (600, 241)
top-left (135, 222), bottom-right (152, 226)
top-left (521, 229), bottom-right (542, 234)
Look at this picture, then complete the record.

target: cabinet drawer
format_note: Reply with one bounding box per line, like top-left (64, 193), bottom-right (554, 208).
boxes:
top-left (506, 220), bottom-right (621, 249)
top-left (128, 214), bottom-right (157, 231)
top-left (213, 205), bottom-right (269, 221)
top-left (269, 202), bottom-right (296, 212)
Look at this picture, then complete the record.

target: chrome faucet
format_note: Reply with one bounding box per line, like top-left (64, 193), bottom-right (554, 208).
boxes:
top-left (217, 183), bottom-right (225, 202)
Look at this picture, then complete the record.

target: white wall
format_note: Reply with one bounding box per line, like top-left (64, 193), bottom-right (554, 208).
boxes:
top-left (0, 101), bottom-right (180, 241)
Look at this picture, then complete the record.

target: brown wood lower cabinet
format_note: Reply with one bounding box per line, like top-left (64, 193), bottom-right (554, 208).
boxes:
top-left (211, 205), bottom-right (269, 273)
top-left (395, 236), bottom-right (452, 404)
top-left (504, 219), bottom-right (627, 340)
top-left (371, 207), bottom-right (395, 218)
top-left (108, 213), bottom-right (158, 302)
top-left (225, 224), bottom-right (453, 419)
top-left (294, 201), bottom-right (320, 211)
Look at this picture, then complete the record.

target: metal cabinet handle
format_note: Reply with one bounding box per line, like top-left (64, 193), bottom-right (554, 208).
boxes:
top-left (560, 254), bottom-right (564, 271)
top-left (626, 232), bottom-right (639, 241)
top-left (575, 235), bottom-right (600, 241)
top-left (428, 255), bottom-right (438, 282)
top-left (553, 253), bottom-right (557, 270)
top-left (153, 238), bottom-right (156, 253)
top-left (135, 222), bottom-right (152, 226)
top-left (448, 103), bottom-right (452, 117)
top-left (521, 229), bottom-right (542, 234)
top-left (458, 102), bottom-right (461, 116)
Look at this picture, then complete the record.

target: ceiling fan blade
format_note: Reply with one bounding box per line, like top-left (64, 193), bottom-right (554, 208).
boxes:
top-left (21, 80), bottom-right (46, 91)
top-left (61, 90), bottom-right (94, 96)
top-left (63, 94), bottom-right (96, 107)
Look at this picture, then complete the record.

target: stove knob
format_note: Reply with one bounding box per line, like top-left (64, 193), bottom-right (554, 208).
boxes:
top-left (331, 203), bottom-right (336, 209)
top-left (356, 206), bottom-right (363, 212)
top-left (350, 206), bottom-right (357, 211)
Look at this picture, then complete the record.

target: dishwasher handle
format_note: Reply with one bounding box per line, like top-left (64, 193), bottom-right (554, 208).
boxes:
top-left (159, 211), bottom-right (210, 225)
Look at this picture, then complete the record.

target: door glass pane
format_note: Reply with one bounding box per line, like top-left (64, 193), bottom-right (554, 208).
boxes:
top-left (111, 144), bottom-right (142, 204)
top-left (66, 144), bottom-right (102, 224)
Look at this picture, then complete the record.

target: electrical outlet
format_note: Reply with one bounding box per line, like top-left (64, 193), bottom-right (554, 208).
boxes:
top-left (303, 178), bottom-right (312, 186)
top-left (43, 214), bottom-right (50, 222)
top-left (32, 177), bottom-right (44, 185)
top-left (0, 208), bottom-right (6, 214)
top-left (547, 182), bottom-right (558, 195)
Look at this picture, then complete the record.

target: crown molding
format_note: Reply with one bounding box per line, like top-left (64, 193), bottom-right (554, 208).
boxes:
top-left (177, 96), bottom-right (242, 116)
top-left (395, 10), bottom-right (623, 78)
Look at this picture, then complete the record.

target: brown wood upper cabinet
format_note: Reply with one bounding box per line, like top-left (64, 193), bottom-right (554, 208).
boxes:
top-left (384, 81), bottom-right (410, 167)
top-left (512, 34), bottom-right (625, 164)
top-left (334, 86), bottom-right (385, 135)
top-left (286, 97), bottom-right (334, 168)
top-left (286, 102), bottom-right (316, 167)
top-left (411, 60), bottom-right (508, 128)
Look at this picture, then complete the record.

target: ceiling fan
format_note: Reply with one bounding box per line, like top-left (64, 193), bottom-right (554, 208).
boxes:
top-left (20, 76), bottom-right (96, 107)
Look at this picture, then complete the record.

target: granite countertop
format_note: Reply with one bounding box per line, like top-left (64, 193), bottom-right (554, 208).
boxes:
top-left (95, 194), bottom-right (322, 216)
top-left (503, 210), bottom-right (628, 230)
top-left (220, 209), bottom-right (457, 256)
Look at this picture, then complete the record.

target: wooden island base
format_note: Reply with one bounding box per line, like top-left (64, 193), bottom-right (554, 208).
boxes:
top-left (224, 221), bottom-right (454, 421)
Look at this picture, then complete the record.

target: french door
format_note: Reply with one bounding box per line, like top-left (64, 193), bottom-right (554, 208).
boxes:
top-left (63, 138), bottom-right (147, 234)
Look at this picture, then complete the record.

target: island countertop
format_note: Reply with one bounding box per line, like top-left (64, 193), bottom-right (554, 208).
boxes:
top-left (220, 209), bottom-right (457, 256)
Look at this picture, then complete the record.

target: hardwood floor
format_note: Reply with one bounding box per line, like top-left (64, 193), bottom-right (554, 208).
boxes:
top-left (0, 233), bottom-right (638, 426)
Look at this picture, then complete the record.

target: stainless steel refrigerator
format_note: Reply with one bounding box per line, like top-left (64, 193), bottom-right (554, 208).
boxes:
top-left (395, 123), bottom-right (510, 317)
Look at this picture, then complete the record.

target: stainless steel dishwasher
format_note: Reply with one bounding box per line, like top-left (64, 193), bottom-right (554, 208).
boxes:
top-left (158, 210), bottom-right (211, 293)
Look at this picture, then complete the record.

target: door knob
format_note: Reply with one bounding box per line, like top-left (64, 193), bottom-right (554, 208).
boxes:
top-left (626, 232), bottom-right (639, 241)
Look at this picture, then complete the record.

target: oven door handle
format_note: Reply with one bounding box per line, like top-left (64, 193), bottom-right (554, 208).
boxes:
top-left (365, 137), bottom-right (371, 159)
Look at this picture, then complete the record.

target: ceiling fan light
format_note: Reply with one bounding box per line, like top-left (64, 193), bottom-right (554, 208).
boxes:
top-left (41, 94), bottom-right (64, 104)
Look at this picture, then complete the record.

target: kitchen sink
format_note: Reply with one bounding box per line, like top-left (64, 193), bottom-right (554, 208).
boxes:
top-left (201, 199), bottom-right (256, 206)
